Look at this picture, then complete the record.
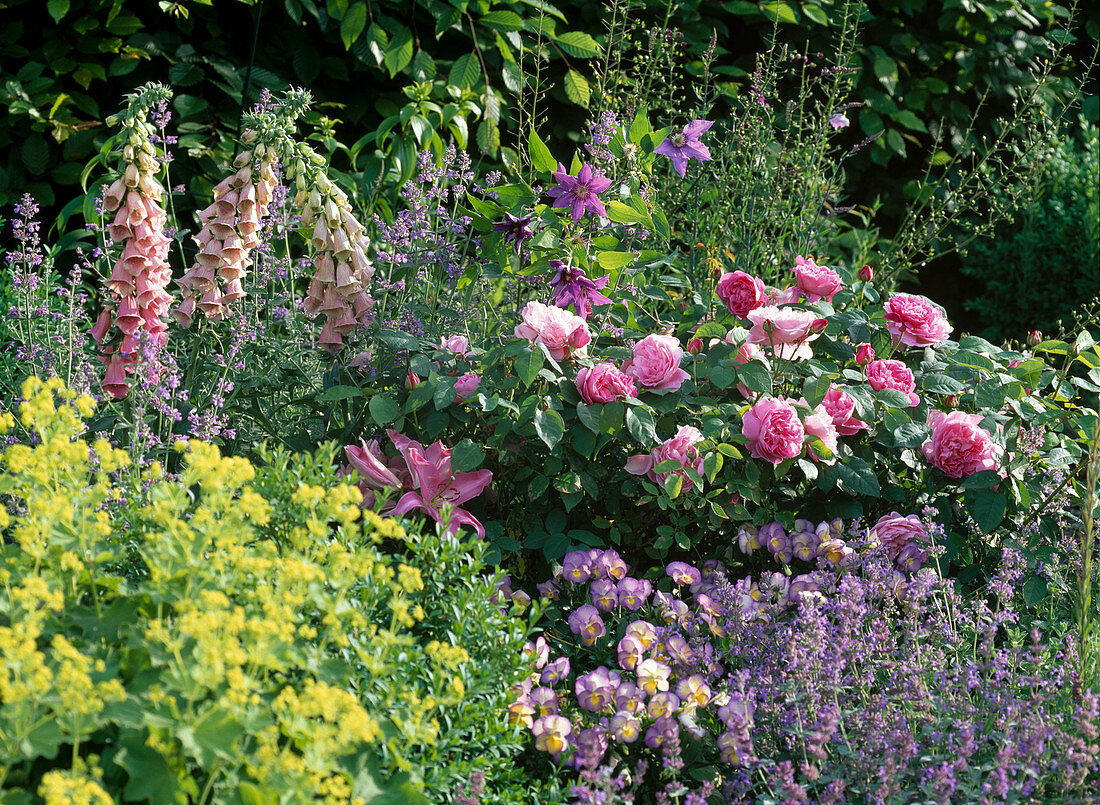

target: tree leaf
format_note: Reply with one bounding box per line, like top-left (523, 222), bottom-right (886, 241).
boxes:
top-left (564, 69), bottom-right (590, 107)
top-left (47, 0), bottom-right (70, 23)
top-left (554, 31), bottom-right (600, 58)
top-left (383, 27), bottom-right (414, 77)
top-left (340, 2), bottom-right (368, 49)
top-left (449, 52), bottom-right (481, 89)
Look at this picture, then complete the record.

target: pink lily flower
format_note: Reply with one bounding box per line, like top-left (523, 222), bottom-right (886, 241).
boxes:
top-left (386, 430), bottom-right (493, 538)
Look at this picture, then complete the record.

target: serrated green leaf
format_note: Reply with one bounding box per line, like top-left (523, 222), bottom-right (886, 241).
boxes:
top-left (340, 2), bottom-right (368, 49)
top-left (564, 69), bottom-right (590, 107)
top-left (481, 10), bottom-right (524, 30)
top-left (736, 362), bottom-right (772, 394)
top-left (760, 2), bottom-right (797, 23)
top-left (835, 456), bottom-right (880, 496)
top-left (383, 27), bottom-right (414, 77)
top-left (920, 373), bottom-right (965, 394)
top-left (664, 473), bottom-right (683, 498)
top-left (449, 52), bottom-right (481, 89)
top-left (554, 31), bottom-right (600, 58)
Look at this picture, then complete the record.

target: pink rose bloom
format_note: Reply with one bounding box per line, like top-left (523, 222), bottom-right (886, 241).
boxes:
top-left (883, 294), bottom-right (953, 348)
top-left (766, 285), bottom-right (802, 306)
top-left (746, 306), bottom-right (820, 361)
top-left (866, 359), bottom-right (920, 407)
top-left (626, 425), bottom-right (706, 492)
top-left (872, 512), bottom-right (926, 561)
top-left (440, 334), bottom-right (469, 356)
top-left (716, 271), bottom-right (766, 317)
top-left (741, 397), bottom-right (805, 464)
top-left (514, 301), bottom-right (591, 361)
top-left (577, 362), bottom-right (638, 404)
top-left (793, 255), bottom-right (842, 303)
top-left (922, 410), bottom-right (1001, 478)
top-left (802, 403), bottom-right (838, 462)
top-left (732, 341), bottom-right (767, 399)
top-left (623, 334), bottom-right (690, 392)
top-left (820, 385), bottom-right (869, 436)
top-left (453, 372), bottom-right (480, 399)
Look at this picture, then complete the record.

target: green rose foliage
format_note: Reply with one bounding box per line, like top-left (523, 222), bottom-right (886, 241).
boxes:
top-left (348, 112), bottom-right (1097, 596)
top-left (0, 377), bottom-right (537, 804)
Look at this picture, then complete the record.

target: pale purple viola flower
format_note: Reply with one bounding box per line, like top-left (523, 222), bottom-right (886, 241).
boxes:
top-left (676, 675), bottom-right (712, 710)
top-left (530, 686), bottom-right (559, 716)
top-left (590, 578), bottom-right (619, 612)
top-left (829, 112), bottom-right (850, 130)
top-left (548, 162), bottom-right (612, 223)
top-left (791, 529), bottom-right (818, 562)
top-left (541, 656), bottom-right (571, 686)
top-left (666, 561), bottom-right (702, 587)
top-left (610, 712), bottom-right (642, 743)
top-left (532, 714), bottom-right (572, 757)
top-left (647, 691), bottom-right (681, 719)
top-left (575, 667), bottom-right (616, 712)
top-left (644, 715), bottom-right (680, 749)
top-left (636, 658), bottom-right (672, 695)
top-left (655, 119), bottom-right (714, 177)
top-left (549, 260), bottom-right (613, 320)
top-left (695, 594), bottom-right (722, 620)
top-left (625, 619), bottom-right (658, 648)
top-left (614, 681), bottom-right (646, 715)
top-left (788, 574), bottom-right (820, 605)
top-left (567, 604), bottom-right (606, 646)
top-left (523, 636), bottom-right (550, 669)
top-left (898, 542), bottom-right (929, 572)
top-left (595, 549), bottom-right (629, 581)
top-left (718, 699), bottom-right (755, 728)
top-left (666, 633), bottom-right (695, 665)
top-left (617, 634), bottom-right (646, 671)
top-left (536, 578), bottom-right (561, 600)
top-left (738, 525), bottom-right (761, 554)
top-left (492, 211), bottom-right (534, 252)
top-left (654, 591), bottom-right (690, 624)
top-left (562, 550), bottom-right (593, 584)
top-left (616, 577), bottom-right (652, 610)
top-left (701, 558), bottom-right (725, 581)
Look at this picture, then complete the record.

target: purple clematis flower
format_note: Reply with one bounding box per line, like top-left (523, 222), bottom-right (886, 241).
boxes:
top-left (549, 260), bottom-right (612, 320)
top-left (548, 162), bottom-right (612, 223)
top-left (492, 212), bottom-right (534, 252)
top-left (655, 119), bottom-right (713, 177)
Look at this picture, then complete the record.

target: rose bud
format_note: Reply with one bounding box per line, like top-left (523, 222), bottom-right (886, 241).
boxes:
top-left (859, 265), bottom-right (874, 282)
top-left (687, 337), bottom-right (704, 355)
top-left (855, 343), bottom-right (875, 366)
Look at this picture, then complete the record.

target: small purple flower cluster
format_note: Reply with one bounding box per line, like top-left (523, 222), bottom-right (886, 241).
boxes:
top-left (517, 534), bottom-right (1099, 801)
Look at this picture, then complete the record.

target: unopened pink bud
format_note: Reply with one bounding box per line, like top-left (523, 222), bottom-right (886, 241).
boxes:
top-left (406, 370), bottom-right (421, 390)
top-left (855, 343), bottom-right (875, 365)
top-left (859, 265), bottom-right (874, 282)
top-left (1027, 330), bottom-right (1042, 347)
top-left (810, 317), bottom-right (828, 333)
top-left (687, 337), bottom-right (703, 355)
